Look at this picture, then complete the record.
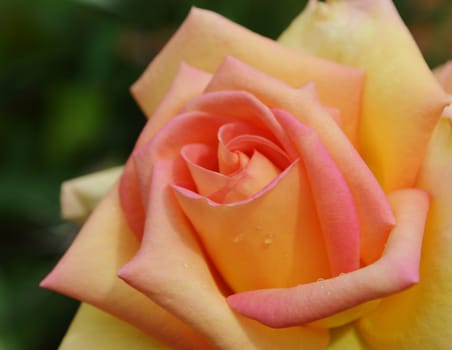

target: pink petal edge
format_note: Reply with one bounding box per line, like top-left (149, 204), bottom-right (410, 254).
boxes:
top-left (273, 109), bottom-right (360, 276)
top-left (227, 189), bottom-right (429, 328)
top-left (120, 63), bottom-right (212, 237)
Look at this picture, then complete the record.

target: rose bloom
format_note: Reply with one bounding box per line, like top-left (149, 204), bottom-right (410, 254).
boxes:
top-left (42, 0), bottom-right (452, 349)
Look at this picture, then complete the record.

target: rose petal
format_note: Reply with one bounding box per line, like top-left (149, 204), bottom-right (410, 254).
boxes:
top-left (217, 121), bottom-right (291, 170)
top-left (327, 324), bottom-right (370, 350)
top-left (122, 110), bottom-right (233, 237)
top-left (356, 117), bottom-right (452, 349)
top-left (127, 89), bottom-right (289, 233)
top-left (120, 63), bottom-right (211, 236)
top-left (130, 112), bottom-right (234, 211)
top-left (59, 303), bottom-right (168, 350)
top-left (434, 61), bottom-right (452, 120)
top-left (203, 57), bottom-right (395, 265)
top-left (310, 299), bottom-right (380, 329)
top-left (40, 184), bottom-right (213, 349)
top-left (132, 62), bottom-right (211, 129)
top-left (181, 143), bottom-right (226, 195)
top-left (273, 109), bottom-right (360, 275)
top-left (134, 8), bottom-right (363, 145)
top-left (279, 0), bottom-right (448, 190)
top-left (184, 89), bottom-right (299, 160)
top-left (182, 144), bottom-right (284, 203)
top-left (119, 159), bottom-right (329, 349)
top-left (434, 61), bottom-right (452, 93)
top-left (60, 166), bottom-right (122, 223)
top-left (227, 189), bottom-right (429, 328)
top-left (218, 151), bottom-right (281, 203)
top-left (174, 160), bottom-right (331, 292)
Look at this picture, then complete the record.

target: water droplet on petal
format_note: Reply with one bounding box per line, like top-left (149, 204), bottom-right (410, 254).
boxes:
top-left (263, 233), bottom-right (273, 246)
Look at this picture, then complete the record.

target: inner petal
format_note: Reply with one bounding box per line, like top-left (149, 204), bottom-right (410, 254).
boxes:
top-left (173, 160), bottom-right (331, 292)
top-left (226, 135), bottom-right (291, 171)
top-left (181, 143), bottom-right (228, 196)
top-left (218, 142), bottom-right (249, 175)
top-left (182, 143), bottom-right (282, 205)
top-left (211, 151), bottom-right (282, 204)
top-left (217, 122), bottom-right (291, 174)
top-left (184, 90), bottom-right (299, 160)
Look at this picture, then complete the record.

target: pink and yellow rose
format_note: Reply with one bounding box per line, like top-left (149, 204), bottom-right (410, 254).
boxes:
top-left (42, 0), bottom-right (452, 349)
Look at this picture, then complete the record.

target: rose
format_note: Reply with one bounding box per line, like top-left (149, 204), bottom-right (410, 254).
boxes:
top-left (41, 1), bottom-right (451, 349)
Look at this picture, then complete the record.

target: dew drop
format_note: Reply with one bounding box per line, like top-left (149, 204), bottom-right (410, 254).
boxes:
top-left (263, 233), bottom-right (273, 246)
top-left (263, 238), bottom-right (272, 245)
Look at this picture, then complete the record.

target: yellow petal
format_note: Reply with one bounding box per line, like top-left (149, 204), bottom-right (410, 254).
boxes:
top-left (59, 303), bottom-right (168, 350)
top-left (60, 166), bottom-right (122, 223)
top-left (279, 0), bottom-right (448, 191)
top-left (134, 7), bottom-right (363, 145)
top-left (41, 184), bottom-right (213, 349)
top-left (327, 324), bottom-right (370, 350)
top-left (356, 116), bottom-right (452, 349)
top-left (132, 62), bottom-right (212, 138)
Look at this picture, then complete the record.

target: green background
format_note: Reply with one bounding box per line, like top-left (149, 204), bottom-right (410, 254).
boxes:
top-left (0, 0), bottom-right (450, 349)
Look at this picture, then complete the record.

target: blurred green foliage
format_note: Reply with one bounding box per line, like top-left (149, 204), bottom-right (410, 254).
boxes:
top-left (0, 0), bottom-right (450, 349)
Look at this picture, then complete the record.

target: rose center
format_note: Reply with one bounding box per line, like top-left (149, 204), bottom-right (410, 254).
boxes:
top-left (180, 120), bottom-right (293, 204)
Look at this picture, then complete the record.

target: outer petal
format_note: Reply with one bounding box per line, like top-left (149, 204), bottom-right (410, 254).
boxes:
top-left (41, 184), bottom-right (214, 349)
top-left (434, 61), bottom-right (452, 93)
top-left (120, 63), bottom-right (211, 236)
top-left (124, 111), bottom-right (234, 237)
top-left (60, 166), bottom-right (122, 223)
top-left (204, 57), bottom-right (395, 265)
top-left (59, 303), bottom-right (168, 350)
top-left (134, 7), bottom-right (363, 145)
top-left (119, 159), bottom-right (330, 350)
top-left (132, 63), bottom-right (212, 147)
top-left (279, 0), bottom-right (448, 191)
top-left (227, 189), bottom-right (429, 328)
top-left (356, 117), bottom-right (452, 349)
top-left (434, 61), bottom-right (452, 119)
